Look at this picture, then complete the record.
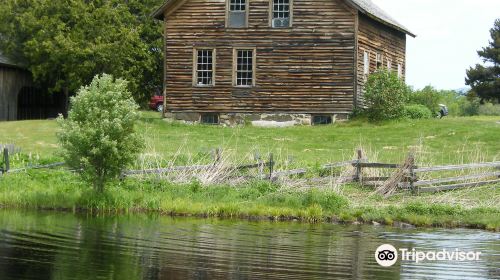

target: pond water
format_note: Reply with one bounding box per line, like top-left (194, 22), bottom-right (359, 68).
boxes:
top-left (0, 210), bottom-right (498, 280)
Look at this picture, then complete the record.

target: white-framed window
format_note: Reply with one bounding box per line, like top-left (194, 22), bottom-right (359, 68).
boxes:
top-left (363, 51), bottom-right (370, 75)
top-left (193, 49), bottom-right (215, 86)
top-left (271, 0), bottom-right (292, 28)
top-left (397, 64), bottom-right (403, 78)
top-left (376, 53), bottom-right (383, 69)
top-left (233, 48), bottom-right (256, 87)
top-left (227, 0), bottom-right (248, 28)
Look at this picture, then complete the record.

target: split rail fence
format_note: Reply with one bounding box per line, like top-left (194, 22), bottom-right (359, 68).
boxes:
top-left (2, 146), bottom-right (499, 194)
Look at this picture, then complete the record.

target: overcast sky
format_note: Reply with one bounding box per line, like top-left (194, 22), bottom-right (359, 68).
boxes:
top-left (371, 0), bottom-right (500, 90)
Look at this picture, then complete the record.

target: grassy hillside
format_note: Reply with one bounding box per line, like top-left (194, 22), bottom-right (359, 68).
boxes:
top-left (0, 113), bottom-right (499, 230)
top-left (1, 111), bottom-right (499, 166)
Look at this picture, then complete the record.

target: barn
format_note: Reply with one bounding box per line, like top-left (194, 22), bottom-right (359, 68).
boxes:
top-left (0, 53), bottom-right (66, 121)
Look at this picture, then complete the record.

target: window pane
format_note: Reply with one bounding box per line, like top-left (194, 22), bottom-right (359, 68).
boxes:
top-left (273, 0), bottom-right (290, 19)
top-left (236, 50), bottom-right (253, 86)
top-left (363, 51), bottom-right (369, 75)
top-left (196, 49), bottom-right (214, 85)
top-left (230, 0), bottom-right (246, 11)
top-left (201, 113), bottom-right (219, 124)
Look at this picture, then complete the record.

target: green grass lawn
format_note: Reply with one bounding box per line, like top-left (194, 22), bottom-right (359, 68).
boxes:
top-left (1, 111), bottom-right (500, 166)
top-left (1, 112), bottom-right (499, 230)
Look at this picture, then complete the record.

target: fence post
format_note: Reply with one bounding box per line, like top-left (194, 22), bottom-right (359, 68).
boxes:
top-left (214, 148), bottom-right (221, 163)
top-left (408, 154), bottom-right (417, 195)
top-left (269, 153), bottom-right (274, 180)
top-left (354, 149), bottom-right (363, 184)
top-left (3, 148), bottom-right (9, 173)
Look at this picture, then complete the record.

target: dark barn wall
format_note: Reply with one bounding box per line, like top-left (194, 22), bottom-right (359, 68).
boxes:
top-left (0, 65), bottom-right (65, 121)
top-left (164, 0), bottom-right (357, 115)
top-left (0, 66), bottom-right (32, 121)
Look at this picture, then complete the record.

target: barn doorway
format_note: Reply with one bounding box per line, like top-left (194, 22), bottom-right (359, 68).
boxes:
top-left (17, 87), bottom-right (66, 120)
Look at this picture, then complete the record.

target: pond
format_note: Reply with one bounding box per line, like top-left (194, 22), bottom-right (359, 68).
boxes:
top-left (0, 210), bottom-right (498, 279)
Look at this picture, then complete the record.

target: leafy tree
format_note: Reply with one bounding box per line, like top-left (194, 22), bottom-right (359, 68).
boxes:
top-left (364, 70), bottom-right (410, 121)
top-left (408, 85), bottom-right (441, 114)
top-left (466, 19), bottom-right (500, 102)
top-left (57, 74), bottom-right (143, 193)
top-left (0, 0), bottom-right (163, 107)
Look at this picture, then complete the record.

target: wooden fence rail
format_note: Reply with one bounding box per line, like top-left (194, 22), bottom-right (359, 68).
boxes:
top-left (414, 172), bottom-right (500, 187)
top-left (2, 146), bottom-right (499, 195)
top-left (353, 158), bottom-right (500, 194)
top-left (414, 162), bottom-right (500, 173)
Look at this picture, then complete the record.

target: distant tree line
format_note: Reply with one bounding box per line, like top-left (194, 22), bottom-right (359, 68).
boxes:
top-left (0, 0), bottom-right (164, 106)
top-left (361, 19), bottom-right (500, 122)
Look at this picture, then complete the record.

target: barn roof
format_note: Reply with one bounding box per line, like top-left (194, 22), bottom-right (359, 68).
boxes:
top-left (152, 0), bottom-right (416, 37)
top-left (0, 53), bottom-right (23, 68)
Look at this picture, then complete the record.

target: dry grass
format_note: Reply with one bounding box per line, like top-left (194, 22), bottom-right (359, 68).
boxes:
top-left (131, 137), bottom-right (499, 208)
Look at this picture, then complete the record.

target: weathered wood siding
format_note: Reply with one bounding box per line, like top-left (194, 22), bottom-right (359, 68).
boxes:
top-left (164, 0), bottom-right (357, 114)
top-left (0, 66), bottom-right (32, 121)
top-left (356, 13), bottom-right (406, 108)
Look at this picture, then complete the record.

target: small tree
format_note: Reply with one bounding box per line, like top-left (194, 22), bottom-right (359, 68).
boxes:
top-left (364, 69), bottom-right (409, 121)
top-left (409, 85), bottom-right (442, 114)
top-left (466, 19), bottom-right (500, 102)
top-left (57, 74), bottom-right (143, 193)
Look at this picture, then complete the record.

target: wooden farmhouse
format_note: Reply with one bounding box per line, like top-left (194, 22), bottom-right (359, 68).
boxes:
top-left (153, 0), bottom-right (415, 125)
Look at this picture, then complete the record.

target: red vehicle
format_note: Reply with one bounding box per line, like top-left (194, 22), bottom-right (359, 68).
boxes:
top-left (149, 92), bottom-right (164, 112)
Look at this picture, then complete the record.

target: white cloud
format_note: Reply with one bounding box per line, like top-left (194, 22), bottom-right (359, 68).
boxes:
top-left (372, 0), bottom-right (500, 90)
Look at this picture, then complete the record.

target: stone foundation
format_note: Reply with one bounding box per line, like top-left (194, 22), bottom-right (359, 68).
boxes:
top-left (165, 112), bottom-right (349, 126)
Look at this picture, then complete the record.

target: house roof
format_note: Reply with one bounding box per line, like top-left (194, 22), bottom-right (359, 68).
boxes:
top-left (152, 0), bottom-right (416, 37)
top-left (0, 53), bottom-right (23, 68)
top-left (347, 0), bottom-right (416, 37)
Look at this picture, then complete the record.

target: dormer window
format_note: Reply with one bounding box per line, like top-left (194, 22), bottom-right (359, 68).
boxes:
top-left (227, 0), bottom-right (248, 28)
top-left (271, 0), bottom-right (292, 28)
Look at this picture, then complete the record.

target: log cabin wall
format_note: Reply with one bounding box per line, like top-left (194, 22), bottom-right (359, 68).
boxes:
top-left (164, 0), bottom-right (357, 116)
top-left (356, 13), bottom-right (406, 108)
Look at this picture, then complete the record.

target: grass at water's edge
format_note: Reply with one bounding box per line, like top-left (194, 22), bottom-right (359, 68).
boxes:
top-left (1, 170), bottom-right (498, 231)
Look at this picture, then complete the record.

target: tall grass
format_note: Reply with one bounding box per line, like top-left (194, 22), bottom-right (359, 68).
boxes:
top-left (0, 169), bottom-right (498, 230)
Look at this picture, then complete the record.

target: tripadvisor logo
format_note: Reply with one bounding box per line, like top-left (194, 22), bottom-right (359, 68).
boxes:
top-left (375, 244), bottom-right (482, 267)
top-left (375, 244), bottom-right (398, 267)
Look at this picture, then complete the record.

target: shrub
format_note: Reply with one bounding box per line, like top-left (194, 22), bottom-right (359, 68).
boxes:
top-left (408, 86), bottom-right (441, 114)
top-left (57, 74), bottom-right (144, 193)
top-left (458, 97), bottom-right (481, 116)
top-left (479, 102), bottom-right (500, 116)
top-left (403, 104), bottom-right (433, 119)
top-left (364, 70), bottom-right (409, 121)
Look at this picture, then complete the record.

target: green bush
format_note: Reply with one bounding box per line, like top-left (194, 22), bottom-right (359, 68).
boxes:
top-left (364, 70), bottom-right (409, 121)
top-left (408, 86), bottom-right (441, 113)
top-left (403, 104), bottom-right (433, 119)
top-left (458, 97), bottom-right (481, 116)
top-left (479, 103), bottom-right (500, 116)
top-left (57, 74), bottom-right (144, 193)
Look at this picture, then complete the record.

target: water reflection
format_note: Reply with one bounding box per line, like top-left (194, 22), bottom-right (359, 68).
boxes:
top-left (0, 210), bottom-right (498, 279)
